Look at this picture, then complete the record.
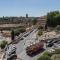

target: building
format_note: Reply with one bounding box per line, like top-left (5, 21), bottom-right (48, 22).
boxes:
top-left (26, 14), bottom-right (28, 18)
top-left (36, 16), bottom-right (46, 27)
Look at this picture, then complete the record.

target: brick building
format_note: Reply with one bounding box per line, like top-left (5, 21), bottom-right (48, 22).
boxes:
top-left (36, 16), bottom-right (46, 27)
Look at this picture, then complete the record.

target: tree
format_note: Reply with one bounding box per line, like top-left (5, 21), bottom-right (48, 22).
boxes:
top-left (45, 24), bottom-right (47, 30)
top-left (55, 14), bottom-right (60, 25)
top-left (11, 30), bottom-right (15, 40)
top-left (47, 11), bottom-right (60, 27)
top-left (14, 30), bottom-right (20, 36)
top-left (38, 26), bottom-right (43, 30)
top-left (37, 55), bottom-right (51, 60)
top-left (14, 28), bottom-right (26, 36)
top-left (26, 14), bottom-right (28, 18)
top-left (0, 40), bottom-right (8, 49)
top-left (19, 28), bottom-right (26, 33)
top-left (56, 25), bottom-right (60, 31)
top-left (43, 51), bottom-right (53, 57)
top-left (38, 30), bottom-right (43, 36)
top-left (32, 18), bottom-right (37, 25)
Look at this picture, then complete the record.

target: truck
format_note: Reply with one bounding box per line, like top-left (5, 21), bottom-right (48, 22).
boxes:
top-left (26, 41), bottom-right (44, 55)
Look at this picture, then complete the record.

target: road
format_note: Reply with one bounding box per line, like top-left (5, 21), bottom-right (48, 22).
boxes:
top-left (4, 29), bottom-right (60, 60)
top-left (16, 29), bottom-right (43, 60)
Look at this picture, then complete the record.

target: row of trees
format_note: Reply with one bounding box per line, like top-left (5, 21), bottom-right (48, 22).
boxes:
top-left (0, 16), bottom-right (37, 25)
top-left (47, 11), bottom-right (60, 27)
top-left (11, 28), bottom-right (26, 40)
top-left (0, 16), bottom-right (29, 24)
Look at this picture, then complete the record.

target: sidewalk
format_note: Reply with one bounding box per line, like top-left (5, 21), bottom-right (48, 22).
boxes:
top-left (16, 54), bottom-right (22, 60)
top-left (0, 52), bottom-right (4, 60)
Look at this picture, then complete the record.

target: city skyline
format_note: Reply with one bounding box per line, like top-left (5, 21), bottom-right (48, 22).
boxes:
top-left (0, 0), bottom-right (60, 17)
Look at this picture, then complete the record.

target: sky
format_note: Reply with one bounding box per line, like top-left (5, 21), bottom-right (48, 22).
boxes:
top-left (0, 0), bottom-right (60, 17)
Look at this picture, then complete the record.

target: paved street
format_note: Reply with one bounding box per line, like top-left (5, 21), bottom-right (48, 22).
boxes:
top-left (16, 29), bottom-right (43, 60)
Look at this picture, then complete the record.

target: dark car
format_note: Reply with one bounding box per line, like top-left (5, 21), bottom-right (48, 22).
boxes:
top-left (46, 39), bottom-right (53, 43)
top-left (24, 34), bottom-right (29, 37)
top-left (7, 54), bottom-right (17, 60)
top-left (20, 38), bottom-right (24, 40)
top-left (52, 38), bottom-right (60, 43)
top-left (57, 41), bottom-right (60, 44)
top-left (53, 40), bottom-right (59, 43)
top-left (48, 39), bottom-right (54, 43)
top-left (47, 43), bottom-right (54, 47)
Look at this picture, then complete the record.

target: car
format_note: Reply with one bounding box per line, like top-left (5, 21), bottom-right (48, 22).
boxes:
top-left (53, 40), bottom-right (59, 43)
top-left (20, 38), bottom-right (24, 40)
top-left (7, 54), bottom-right (17, 60)
top-left (51, 38), bottom-right (60, 43)
top-left (10, 47), bottom-right (16, 54)
top-left (5, 44), bottom-right (16, 55)
top-left (24, 34), bottom-right (29, 37)
top-left (47, 43), bottom-right (54, 47)
top-left (46, 39), bottom-right (52, 43)
top-left (47, 39), bottom-right (54, 43)
top-left (57, 41), bottom-right (60, 44)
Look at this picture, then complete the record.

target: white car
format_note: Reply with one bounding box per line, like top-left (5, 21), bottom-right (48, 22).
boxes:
top-left (5, 44), bottom-right (16, 59)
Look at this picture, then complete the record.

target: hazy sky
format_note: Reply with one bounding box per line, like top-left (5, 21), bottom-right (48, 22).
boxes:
top-left (0, 0), bottom-right (60, 17)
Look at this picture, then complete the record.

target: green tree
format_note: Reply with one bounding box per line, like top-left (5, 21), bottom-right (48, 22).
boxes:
top-left (47, 11), bottom-right (60, 27)
top-left (32, 18), bottom-right (37, 25)
top-left (19, 28), bottom-right (26, 33)
top-left (45, 24), bottom-right (47, 30)
top-left (55, 14), bottom-right (60, 25)
top-left (37, 55), bottom-right (51, 60)
top-left (38, 30), bottom-right (43, 36)
top-left (38, 26), bottom-right (43, 30)
top-left (14, 30), bottom-right (20, 36)
top-left (11, 30), bottom-right (15, 40)
top-left (0, 41), bottom-right (8, 49)
top-left (43, 51), bottom-right (53, 57)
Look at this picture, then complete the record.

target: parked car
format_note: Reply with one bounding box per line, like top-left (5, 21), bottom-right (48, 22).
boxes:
top-left (5, 44), bottom-right (17, 60)
top-left (24, 34), bottom-right (29, 37)
top-left (46, 39), bottom-right (54, 43)
top-left (47, 43), bottom-right (54, 47)
top-left (53, 40), bottom-right (59, 43)
top-left (56, 41), bottom-right (60, 44)
top-left (7, 54), bottom-right (17, 60)
top-left (20, 37), bottom-right (24, 40)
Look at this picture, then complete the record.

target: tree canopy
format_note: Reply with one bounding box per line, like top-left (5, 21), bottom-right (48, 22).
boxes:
top-left (47, 11), bottom-right (60, 27)
top-left (32, 18), bottom-right (37, 25)
top-left (37, 55), bottom-right (51, 60)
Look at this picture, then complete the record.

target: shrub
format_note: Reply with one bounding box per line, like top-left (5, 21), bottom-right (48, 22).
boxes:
top-left (38, 26), bottom-right (43, 30)
top-left (0, 40), bottom-right (8, 49)
top-left (19, 28), bottom-right (26, 33)
top-left (43, 51), bottom-right (53, 57)
top-left (37, 55), bottom-right (51, 60)
top-left (38, 30), bottom-right (43, 36)
top-left (32, 18), bottom-right (37, 25)
top-left (54, 49), bottom-right (60, 54)
top-left (14, 28), bottom-right (26, 36)
top-left (14, 30), bottom-right (20, 36)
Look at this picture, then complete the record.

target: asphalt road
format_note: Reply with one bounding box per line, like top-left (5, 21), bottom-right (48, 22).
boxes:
top-left (16, 29), bottom-right (42, 60)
